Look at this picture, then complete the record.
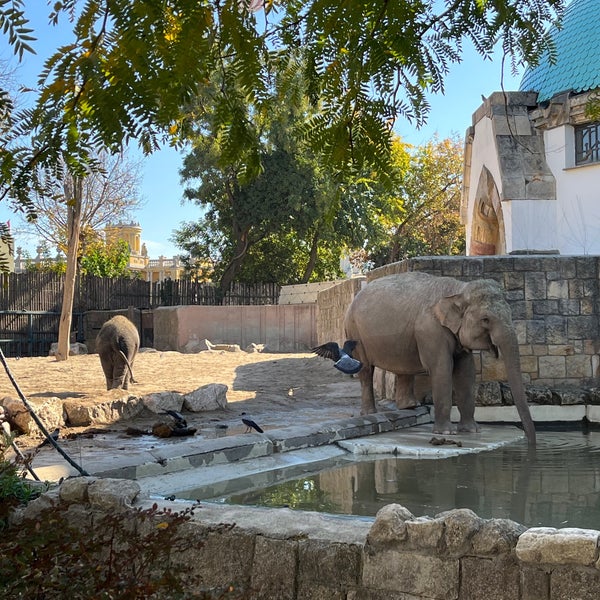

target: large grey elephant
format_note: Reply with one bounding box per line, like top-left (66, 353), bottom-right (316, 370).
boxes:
top-left (344, 272), bottom-right (536, 445)
top-left (96, 315), bottom-right (139, 390)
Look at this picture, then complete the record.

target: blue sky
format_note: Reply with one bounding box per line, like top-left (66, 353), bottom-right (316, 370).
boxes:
top-left (0, 7), bottom-right (524, 259)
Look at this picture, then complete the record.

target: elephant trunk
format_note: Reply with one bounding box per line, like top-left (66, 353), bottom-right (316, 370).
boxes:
top-left (495, 328), bottom-right (536, 446)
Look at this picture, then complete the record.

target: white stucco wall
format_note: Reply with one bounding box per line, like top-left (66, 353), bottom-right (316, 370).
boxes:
top-left (466, 114), bottom-right (559, 254)
top-left (464, 116), bottom-right (502, 252)
top-left (544, 126), bottom-right (600, 254)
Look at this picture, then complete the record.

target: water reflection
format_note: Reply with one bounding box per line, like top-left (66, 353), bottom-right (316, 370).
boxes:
top-left (185, 431), bottom-right (600, 528)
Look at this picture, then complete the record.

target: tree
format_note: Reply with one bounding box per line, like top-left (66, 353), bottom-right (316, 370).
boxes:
top-left (0, 1), bottom-right (565, 209)
top-left (25, 151), bottom-right (143, 257)
top-left (368, 134), bottom-right (466, 267)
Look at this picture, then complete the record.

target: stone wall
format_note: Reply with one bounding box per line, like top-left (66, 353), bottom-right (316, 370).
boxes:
top-left (317, 256), bottom-right (600, 388)
top-left (16, 478), bottom-right (600, 600)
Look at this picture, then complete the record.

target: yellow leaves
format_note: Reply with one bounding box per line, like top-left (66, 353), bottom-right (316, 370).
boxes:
top-left (156, 521), bottom-right (169, 530)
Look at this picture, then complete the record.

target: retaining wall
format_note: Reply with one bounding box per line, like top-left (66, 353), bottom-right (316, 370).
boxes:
top-left (153, 304), bottom-right (317, 353)
top-left (316, 256), bottom-right (600, 388)
top-left (17, 478), bottom-right (600, 600)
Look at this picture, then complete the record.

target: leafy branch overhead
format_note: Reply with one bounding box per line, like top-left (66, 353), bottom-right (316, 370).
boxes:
top-left (0, 0), bottom-right (564, 208)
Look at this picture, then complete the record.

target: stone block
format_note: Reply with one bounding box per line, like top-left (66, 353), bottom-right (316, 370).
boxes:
top-left (362, 548), bottom-right (459, 598)
top-left (568, 316), bottom-right (598, 340)
top-left (538, 356), bottom-right (566, 379)
top-left (459, 556), bottom-right (520, 600)
top-left (546, 280), bottom-right (569, 300)
top-left (521, 566), bottom-right (550, 600)
top-left (550, 568), bottom-right (600, 599)
top-left (87, 478), bottom-right (141, 510)
top-left (566, 356), bottom-right (593, 380)
top-left (471, 519), bottom-right (526, 555)
top-left (575, 257), bottom-right (598, 279)
top-left (524, 272), bottom-right (547, 300)
top-left (526, 320), bottom-right (547, 344)
top-left (251, 537), bottom-right (297, 600)
top-left (190, 529), bottom-right (255, 586)
top-left (298, 539), bottom-right (361, 588)
top-left (405, 516), bottom-right (445, 551)
top-left (516, 527), bottom-right (600, 566)
top-left (59, 476), bottom-right (96, 504)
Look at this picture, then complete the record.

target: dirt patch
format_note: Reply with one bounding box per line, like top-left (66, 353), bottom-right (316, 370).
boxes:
top-left (0, 349), bottom-right (364, 447)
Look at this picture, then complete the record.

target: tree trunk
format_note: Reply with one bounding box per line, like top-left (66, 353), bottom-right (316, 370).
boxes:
top-left (55, 177), bottom-right (83, 362)
top-left (218, 229), bottom-right (250, 302)
top-left (301, 229), bottom-right (320, 283)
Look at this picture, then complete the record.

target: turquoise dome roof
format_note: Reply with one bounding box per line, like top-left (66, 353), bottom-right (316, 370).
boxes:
top-left (519, 0), bottom-right (600, 102)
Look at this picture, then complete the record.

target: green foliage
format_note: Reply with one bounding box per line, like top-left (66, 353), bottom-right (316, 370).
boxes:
top-left (0, 434), bottom-right (42, 530)
top-left (22, 243), bottom-right (67, 274)
top-left (0, 1), bottom-right (565, 209)
top-left (0, 500), bottom-right (247, 599)
top-left (79, 238), bottom-right (134, 278)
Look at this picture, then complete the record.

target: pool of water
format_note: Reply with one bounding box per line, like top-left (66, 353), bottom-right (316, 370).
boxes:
top-left (177, 430), bottom-right (600, 528)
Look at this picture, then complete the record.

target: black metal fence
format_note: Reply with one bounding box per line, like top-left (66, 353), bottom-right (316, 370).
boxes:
top-left (0, 273), bottom-right (281, 311)
top-left (0, 274), bottom-right (281, 357)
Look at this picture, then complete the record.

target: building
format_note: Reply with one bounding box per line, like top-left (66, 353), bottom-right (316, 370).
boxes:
top-left (13, 222), bottom-right (185, 282)
top-left (461, 0), bottom-right (600, 256)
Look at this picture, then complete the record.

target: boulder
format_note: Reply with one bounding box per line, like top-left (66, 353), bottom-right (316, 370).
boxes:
top-left (142, 391), bottom-right (185, 414)
top-left (184, 383), bottom-right (228, 411)
top-left (48, 342), bottom-right (88, 356)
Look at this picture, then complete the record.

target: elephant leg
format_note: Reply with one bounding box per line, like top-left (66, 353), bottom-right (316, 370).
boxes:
top-left (358, 364), bottom-right (377, 414)
top-left (395, 374), bottom-right (418, 409)
top-left (429, 357), bottom-right (456, 435)
top-left (112, 361), bottom-right (128, 390)
top-left (100, 354), bottom-right (114, 390)
top-left (453, 352), bottom-right (480, 433)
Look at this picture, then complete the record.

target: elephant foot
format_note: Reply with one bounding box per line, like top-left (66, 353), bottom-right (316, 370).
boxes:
top-left (360, 405), bottom-right (378, 415)
top-left (432, 422), bottom-right (457, 435)
top-left (458, 420), bottom-right (481, 433)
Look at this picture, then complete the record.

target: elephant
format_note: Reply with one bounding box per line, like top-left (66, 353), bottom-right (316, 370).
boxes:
top-left (344, 272), bottom-right (536, 445)
top-left (96, 315), bottom-right (139, 390)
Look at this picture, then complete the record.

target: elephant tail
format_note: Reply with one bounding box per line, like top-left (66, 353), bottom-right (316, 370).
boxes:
top-left (117, 336), bottom-right (137, 384)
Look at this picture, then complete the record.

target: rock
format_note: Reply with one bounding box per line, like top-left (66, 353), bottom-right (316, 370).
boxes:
top-left (525, 385), bottom-right (554, 405)
top-left (142, 391), bottom-right (185, 414)
top-left (87, 478), bottom-right (140, 510)
top-left (184, 383), bottom-right (228, 412)
top-left (472, 518), bottom-right (526, 555)
top-left (59, 476), bottom-right (97, 504)
top-left (48, 342), bottom-right (88, 356)
top-left (406, 516), bottom-right (445, 551)
top-left (516, 527), bottom-right (600, 566)
top-left (366, 504), bottom-right (414, 549)
top-left (551, 386), bottom-right (587, 405)
top-left (475, 381), bottom-right (502, 406)
top-left (2, 396), bottom-right (31, 434)
top-left (34, 397), bottom-right (65, 434)
top-left (183, 338), bottom-right (213, 353)
top-left (152, 422), bottom-right (174, 438)
top-left (245, 343), bottom-right (265, 353)
top-left (437, 508), bottom-right (483, 556)
top-left (63, 402), bottom-right (93, 427)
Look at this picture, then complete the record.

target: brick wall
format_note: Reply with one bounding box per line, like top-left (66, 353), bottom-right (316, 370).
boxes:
top-left (317, 256), bottom-right (600, 387)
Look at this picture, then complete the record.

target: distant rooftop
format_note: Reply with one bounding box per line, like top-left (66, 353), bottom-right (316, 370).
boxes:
top-left (519, 0), bottom-right (600, 103)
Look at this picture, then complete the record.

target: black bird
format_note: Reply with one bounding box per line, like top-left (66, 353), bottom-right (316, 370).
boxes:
top-left (38, 427), bottom-right (60, 448)
top-left (241, 413), bottom-right (264, 433)
top-left (162, 410), bottom-right (187, 429)
top-left (311, 340), bottom-right (363, 375)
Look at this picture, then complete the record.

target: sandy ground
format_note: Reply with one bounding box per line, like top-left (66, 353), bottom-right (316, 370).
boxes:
top-left (0, 349), bottom-right (365, 448)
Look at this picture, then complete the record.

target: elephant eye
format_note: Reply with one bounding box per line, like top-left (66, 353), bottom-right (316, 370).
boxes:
top-left (481, 317), bottom-right (490, 325)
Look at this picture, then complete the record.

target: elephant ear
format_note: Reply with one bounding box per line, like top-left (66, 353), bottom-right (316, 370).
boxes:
top-left (433, 294), bottom-right (466, 334)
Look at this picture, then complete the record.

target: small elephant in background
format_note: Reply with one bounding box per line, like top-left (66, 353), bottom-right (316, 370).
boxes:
top-left (96, 315), bottom-right (139, 390)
